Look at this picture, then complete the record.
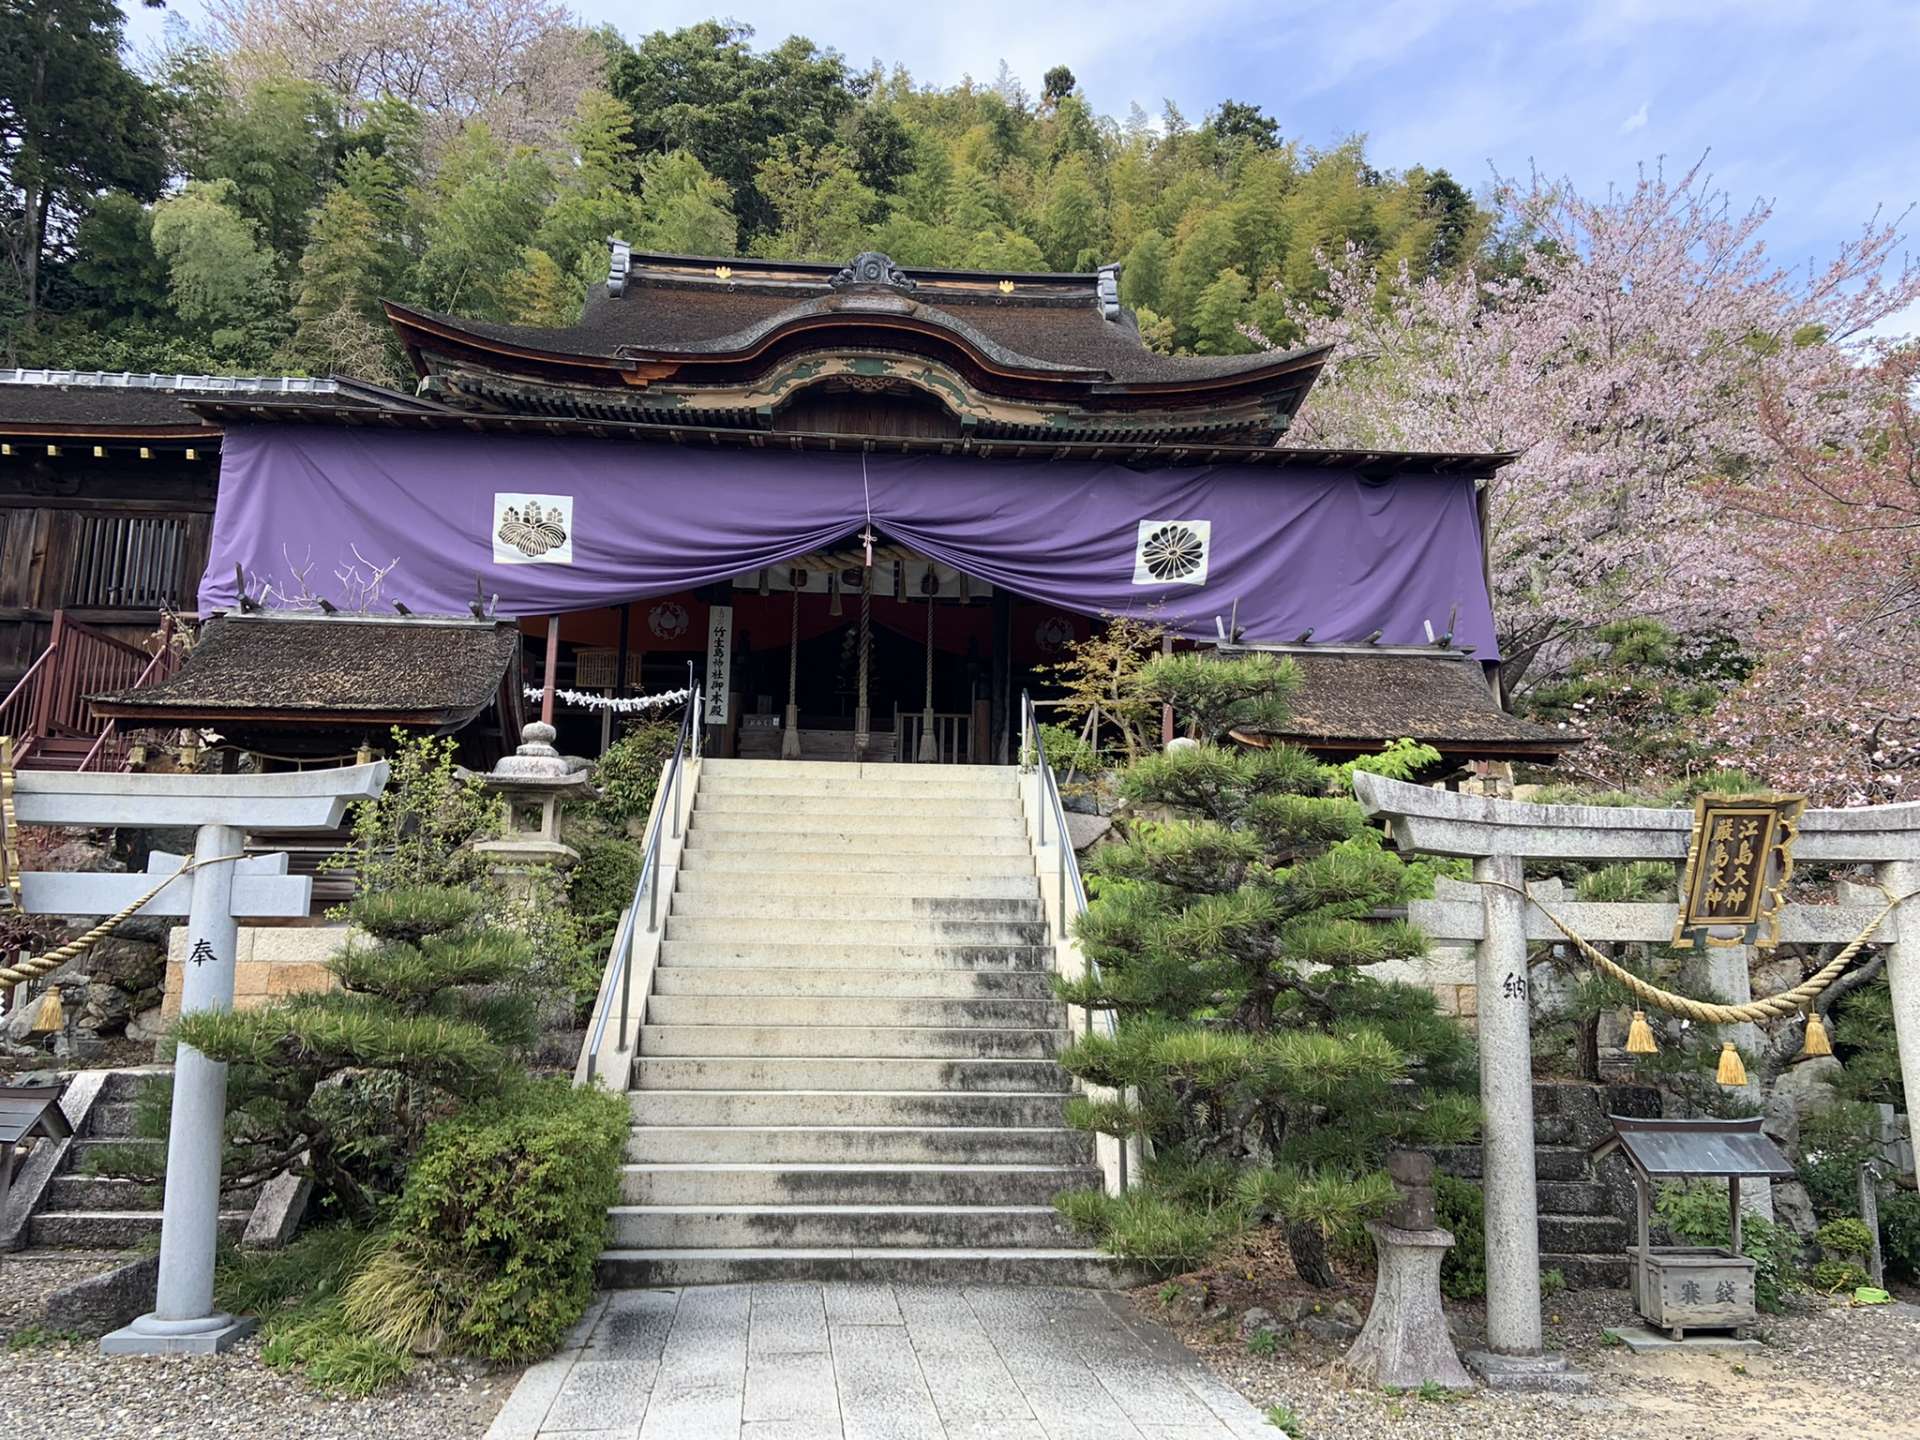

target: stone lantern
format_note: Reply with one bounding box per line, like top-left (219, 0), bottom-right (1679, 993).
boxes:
top-left (474, 722), bottom-right (590, 894)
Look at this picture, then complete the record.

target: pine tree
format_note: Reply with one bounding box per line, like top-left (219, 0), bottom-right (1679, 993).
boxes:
top-left (1056, 653), bottom-right (1478, 1283)
top-left (175, 886), bottom-right (534, 1220)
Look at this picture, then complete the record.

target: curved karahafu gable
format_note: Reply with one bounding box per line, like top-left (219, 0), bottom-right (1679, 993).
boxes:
top-left (382, 249), bottom-right (1332, 443)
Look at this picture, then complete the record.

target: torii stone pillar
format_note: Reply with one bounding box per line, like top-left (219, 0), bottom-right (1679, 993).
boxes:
top-left (1355, 774), bottom-right (1920, 1391)
top-left (11, 763), bottom-right (387, 1355)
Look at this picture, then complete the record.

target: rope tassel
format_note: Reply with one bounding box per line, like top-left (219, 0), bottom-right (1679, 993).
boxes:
top-left (1715, 1041), bottom-right (1748, 1088)
top-left (1626, 1010), bottom-right (1658, 1055)
top-left (1800, 1008), bottom-right (1833, 1058)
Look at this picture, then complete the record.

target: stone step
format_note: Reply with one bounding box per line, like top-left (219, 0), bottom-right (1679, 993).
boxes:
top-left (627, 1125), bottom-right (1093, 1165)
top-left (658, 942), bottom-right (1050, 970)
top-left (628, 1089), bottom-right (1073, 1128)
top-left (638, 1024), bottom-right (1062, 1059)
top-left (632, 1057), bottom-right (1070, 1093)
top-left (43, 1175), bottom-right (164, 1210)
top-left (1538, 1214), bottom-right (1630, 1253)
top-left (647, 994), bottom-right (1065, 1030)
top-left (1427, 1144), bottom-right (1590, 1183)
top-left (30, 1210), bottom-right (249, 1248)
top-left (69, 1137), bottom-right (162, 1171)
top-left (662, 917), bottom-right (1052, 947)
top-left (691, 813), bottom-right (1028, 840)
top-left (96, 1070), bottom-right (165, 1104)
top-left (620, 1162), bottom-right (1101, 1207)
top-left (676, 871), bottom-right (1041, 899)
top-left (679, 848), bottom-right (1035, 876)
top-left (650, 967), bottom-right (1057, 1000)
top-left (1537, 1181), bottom-right (1610, 1215)
top-left (43, 1173), bottom-right (262, 1211)
top-left (666, 893), bottom-right (1045, 922)
top-left (695, 794), bottom-right (1023, 819)
top-left (608, 1203), bottom-right (1078, 1250)
top-left (699, 763), bottom-right (1016, 791)
top-left (686, 830), bottom-right (1032, 856)
top-left (596, 1247), bottom-right (1130, 1288)
top-left (1541, 1252), bottom-right (1631, 1289)
top-left (85, 1101), bottom-right (147, 1137)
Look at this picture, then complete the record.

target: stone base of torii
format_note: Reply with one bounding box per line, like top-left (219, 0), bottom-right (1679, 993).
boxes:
top-left (10, 763), bottom-right (388, 1355)
top-left (1353, 774), bottom-right (1920, 1390)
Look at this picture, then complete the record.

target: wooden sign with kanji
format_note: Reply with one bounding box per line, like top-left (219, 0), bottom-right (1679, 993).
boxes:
top-left (1672, 794), bottom-right (1807, 950)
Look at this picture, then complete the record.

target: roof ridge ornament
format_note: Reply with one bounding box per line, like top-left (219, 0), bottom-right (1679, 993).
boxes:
top-left (607, 237), bottom-right (631, 297)
top-left (829, 252), bottom-right (916, 294)
top-left (1096, 263), bottom-right (1123, 321)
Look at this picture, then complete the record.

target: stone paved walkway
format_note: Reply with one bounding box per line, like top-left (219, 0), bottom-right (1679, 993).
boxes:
top-left (486, 1284), bottom-right (1277, 1440)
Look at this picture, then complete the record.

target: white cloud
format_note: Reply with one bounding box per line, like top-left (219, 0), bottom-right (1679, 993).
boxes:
top-left (1618, 101), bottom-right (1649, 135)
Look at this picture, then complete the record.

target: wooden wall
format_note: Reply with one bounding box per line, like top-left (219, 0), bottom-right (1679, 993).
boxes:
top-left (0, 450), bottom-right (217, 682)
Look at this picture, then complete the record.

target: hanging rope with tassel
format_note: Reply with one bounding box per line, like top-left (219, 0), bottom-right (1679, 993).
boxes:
top-left (1483, 878), bottom-right (1918, 1086)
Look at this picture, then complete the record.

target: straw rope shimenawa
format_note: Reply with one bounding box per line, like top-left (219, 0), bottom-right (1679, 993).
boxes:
top-left (1482, 876), bottom-right (1919, 1081)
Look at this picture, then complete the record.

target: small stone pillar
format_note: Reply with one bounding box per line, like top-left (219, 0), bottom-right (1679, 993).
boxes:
top-left (474, 723), bottom-right (588, 896)
top-left (1346, 1151), bottom-right (1474, 1391)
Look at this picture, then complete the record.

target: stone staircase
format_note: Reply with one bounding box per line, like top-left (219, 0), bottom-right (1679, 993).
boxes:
top-left (29, 1069), bottom-right (253, 1248)
top-left (1431, 1080), bottom-right (1660, 1288)
top-left (598, 757), bottom-right (1123, 1287)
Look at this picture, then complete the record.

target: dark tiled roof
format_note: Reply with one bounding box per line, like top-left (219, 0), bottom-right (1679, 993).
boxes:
top-left (0, 374), bottom-right (440, 437)
top-left (1236, 650), bottom-right (1574, 756)
top-left (91, 615), bottom-right (520, 725)
top-left (394, 261), bottom-right (1324, 388)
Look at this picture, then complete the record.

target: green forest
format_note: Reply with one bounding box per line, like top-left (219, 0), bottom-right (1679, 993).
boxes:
top-left (3, 1), bottom-right (1483, 386)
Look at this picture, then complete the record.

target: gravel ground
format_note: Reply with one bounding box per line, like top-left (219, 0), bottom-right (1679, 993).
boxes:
top-left (1140, 1277), bottom-right (1920, 1440)
top-left (0, 1249), bottom-right (512, 1440)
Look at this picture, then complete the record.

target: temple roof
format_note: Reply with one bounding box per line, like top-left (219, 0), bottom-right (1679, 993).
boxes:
top-left (90, 613), bottom-right (521, 730)
top-left (0, 370), bottom-right (433, 442)
top-left (385, 249), bottom-right (1333, 443)
top-left (1228, 648), bottom-right (1574, 760)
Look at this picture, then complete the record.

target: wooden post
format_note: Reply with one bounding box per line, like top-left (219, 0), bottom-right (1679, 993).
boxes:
top-left (782, 582), bottom-right (802, 760)
top-left (917, 596), bottom-right (938, 763)
top-left (539, 615), bottom-right (561, 728)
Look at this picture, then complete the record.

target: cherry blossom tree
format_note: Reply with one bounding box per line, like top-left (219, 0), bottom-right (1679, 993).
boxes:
top-left (1706, 346), bottom-right (1920, 802)
top-left (1266, 162), bottom-right (1920, 710)
top-left (201, 0), bottom-right (604, 149)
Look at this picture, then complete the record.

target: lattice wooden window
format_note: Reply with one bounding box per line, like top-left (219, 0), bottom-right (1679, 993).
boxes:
top-left (63, 513), bottom-right (193, 609)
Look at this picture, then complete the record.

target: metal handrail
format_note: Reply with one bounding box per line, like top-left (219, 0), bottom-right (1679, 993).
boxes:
top-left (585, 669), bottom-right (702, 1086)
top-left (1020, 690), bottom-right (1131, 1190)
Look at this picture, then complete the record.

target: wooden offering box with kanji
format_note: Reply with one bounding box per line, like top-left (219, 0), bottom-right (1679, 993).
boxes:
top-left (1592, 1115), bottom-right (1797, 1341)
top-left (1627, 1244), bottom-right (1756, 1335)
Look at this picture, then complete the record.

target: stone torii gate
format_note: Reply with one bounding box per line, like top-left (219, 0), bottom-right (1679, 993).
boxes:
top-left (1353, 773), bottom-right (1920, 1388)
top-left (9, 764), bottom-right (388, 1355)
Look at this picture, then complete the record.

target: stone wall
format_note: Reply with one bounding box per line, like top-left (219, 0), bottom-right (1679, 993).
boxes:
top-left (161, 925), bottom-right (352, 1021)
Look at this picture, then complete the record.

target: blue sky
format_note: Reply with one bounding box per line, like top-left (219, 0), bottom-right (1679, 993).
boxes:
top-left (121, 0), bottom-right (1920, 331)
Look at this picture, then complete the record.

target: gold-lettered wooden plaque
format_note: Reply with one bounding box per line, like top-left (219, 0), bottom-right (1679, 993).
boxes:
top-left (1671, 794), bottom-right (1806, 950)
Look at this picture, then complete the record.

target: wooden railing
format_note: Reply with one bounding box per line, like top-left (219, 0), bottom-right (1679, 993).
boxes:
top-left (0, 611), bottom-right (173, 770)
top-left (894, 708), bottom-right (974, 764)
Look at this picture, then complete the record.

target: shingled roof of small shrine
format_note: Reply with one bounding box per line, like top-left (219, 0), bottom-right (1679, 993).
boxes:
top-left (91, 614), bottom-right (520, 726)
top-left (1229, 649), bottom-right (1574, 759)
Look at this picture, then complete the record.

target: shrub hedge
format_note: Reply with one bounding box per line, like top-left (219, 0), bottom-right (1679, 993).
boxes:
top-left (366, 1078), bottom-right (629, 1361)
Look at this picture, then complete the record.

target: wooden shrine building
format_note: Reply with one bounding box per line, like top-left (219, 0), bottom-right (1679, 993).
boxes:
top-left (0, 248), bottom-right (1568, 773)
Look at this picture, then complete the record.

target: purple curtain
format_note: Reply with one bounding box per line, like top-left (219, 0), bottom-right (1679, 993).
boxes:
top-left (199, 425), bottom-right (1498, 655)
